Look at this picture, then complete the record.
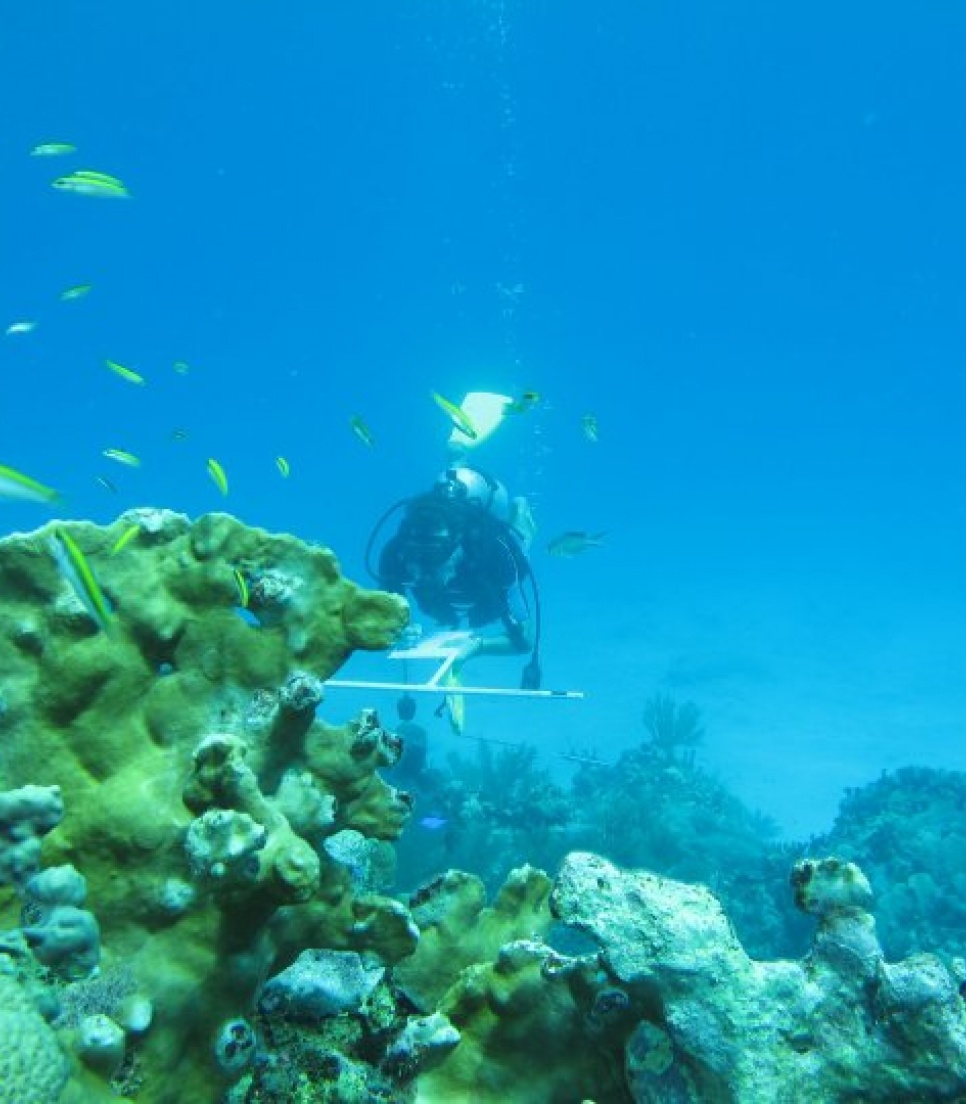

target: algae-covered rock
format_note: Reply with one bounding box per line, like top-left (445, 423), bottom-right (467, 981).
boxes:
top-left (551, 851), bottom-right (966, 1103)
top-left (404, 852), bottom-right (966, 1103)
top-left (0, 510), bottom-right (411, 1103)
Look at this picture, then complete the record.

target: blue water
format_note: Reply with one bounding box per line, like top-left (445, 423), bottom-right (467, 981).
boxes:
top-left (2, 2), bottom-right (965, 836)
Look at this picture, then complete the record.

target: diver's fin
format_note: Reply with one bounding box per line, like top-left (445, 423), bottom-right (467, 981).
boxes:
top-left (447, 391), bottom-right (512, 452)
top-left (443, 669), bottom-right (466, 735)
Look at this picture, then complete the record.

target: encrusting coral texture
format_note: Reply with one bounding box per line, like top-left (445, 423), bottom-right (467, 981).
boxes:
top-left (0, 510), bottom-right (413, 1102)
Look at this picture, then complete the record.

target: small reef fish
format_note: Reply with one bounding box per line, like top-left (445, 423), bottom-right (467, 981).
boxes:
top-left (52, 169), bottom-right (130, 199)
top-left (547, 531), bottom-right (607, 557)
top-left (276, 456), bottom-right (291, 477)
top-left (30, 141), bottom-right (76, 157)
top-left (110, 525), bottom-right (141, 555)
top-left (5, 321), bottom-right (38, 336)
top-left (207, 458), bottom-right (229, 496)
top-left (503, 390), bottom-right (540, 415)
top-left (172, 360), bottom-right (190, 374)
top-left (59, 283), bottom-right (92, 301)
top-left (418, 815), bottom-right (448, 831)
top-left (170, 428), bottom-right (190, 442)
top-left (581, 413), bottom-right (599, 443)
top-left (49, 528), bottom-right (114, 634)
top-left (0, 463), bottom-right (60, 504)
top-left (105, 359), bottom-right (145, 385)
top-left (95, 475), bottom-right (118, 494)
top-left (102, 448), bottom-right (141, 467)
top-left (232, 568), bottom-right (250, 608)
top-left (431, 390), bottom-right (478, 440)
top-left (349, 415), bottom-right (375, 448)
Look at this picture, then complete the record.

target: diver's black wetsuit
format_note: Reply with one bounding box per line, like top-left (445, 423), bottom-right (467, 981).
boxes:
top-left (378, 494), bottom-right (527, 645)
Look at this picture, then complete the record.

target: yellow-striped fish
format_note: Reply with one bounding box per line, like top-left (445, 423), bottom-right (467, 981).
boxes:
top-left (5, 321), bottom-right (38, 337)
top-left (0, 463), bottom-right (60, 504)
top-left (50, 528), bottom-right (114, 634)
top-left (172, 360), bottom-right (190, 374)
top-left (63, 169), bottom-right (119, 182)
top-left (232, 568), bottom-right (250, 608)
top-left (276, 456), bottom-right (291, 477)
top-left (60, 283), bottom-right (92, 301)
top-left (102, 448), bottom-right (141, 467)
top-left (105, 359), bottom-right (145, 385)
top-left (110, 525), bottom-right (141, 555)
top-left (581, 413), bottom-right (599, 443)
top-left (207, 458), bottom-right (229, 495)
top-left (31, 141), bottom-right (76, 157)
top-left (431, 391), bottom-right (478, 440)
top-left (52, 169), bottom-right (130, 198)
top-left (349, 415), bottom-right (375, 448)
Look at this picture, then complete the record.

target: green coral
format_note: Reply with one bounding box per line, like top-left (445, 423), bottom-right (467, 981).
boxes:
top-left (0, 969), bottom-right (70, 1104)
top-left (395, 865), bottom-right (554, 1011)
top-left (0, 510), bottom-right (412, 1103)
top-left (394, 865), bottom-right (629, 1104)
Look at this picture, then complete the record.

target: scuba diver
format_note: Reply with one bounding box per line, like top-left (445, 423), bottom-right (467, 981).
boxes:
top-left (389, 693), bottom-right (430, 784)
top-left (366, 463), bottom-right (543, 689)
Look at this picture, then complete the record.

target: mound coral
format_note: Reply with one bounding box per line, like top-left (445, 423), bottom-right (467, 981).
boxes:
top-left (0, 510), bottom-right (413, 1102)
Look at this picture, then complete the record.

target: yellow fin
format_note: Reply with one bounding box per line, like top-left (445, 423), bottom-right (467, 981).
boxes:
top-left (443, 669), bottom-right (466, 735)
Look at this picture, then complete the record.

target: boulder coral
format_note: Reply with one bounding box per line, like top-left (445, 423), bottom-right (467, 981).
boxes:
top-left (0, 510), bottom-right (413, 1102)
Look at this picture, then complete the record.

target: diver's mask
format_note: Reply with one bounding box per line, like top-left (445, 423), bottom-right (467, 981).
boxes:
top-left (400, 503), bottom-right (459, 575)
top-left (433, 465), bottom-right (510, 523)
